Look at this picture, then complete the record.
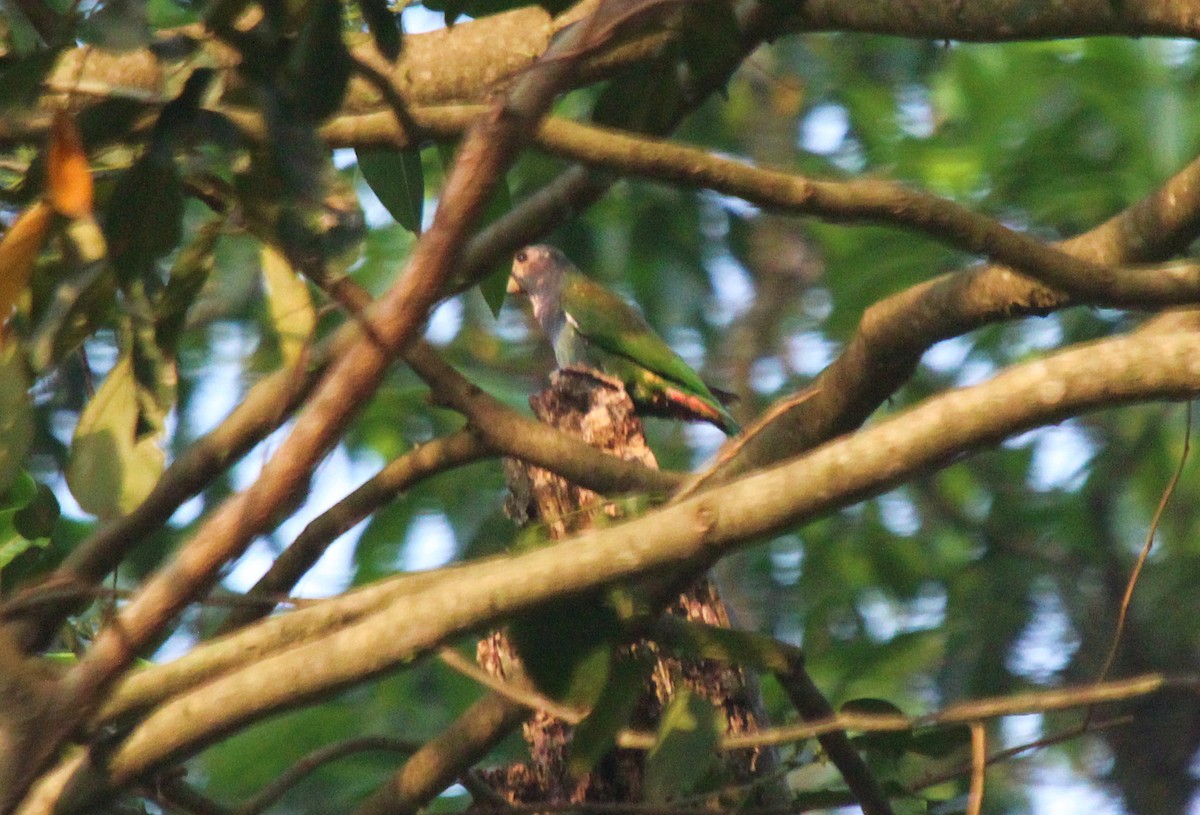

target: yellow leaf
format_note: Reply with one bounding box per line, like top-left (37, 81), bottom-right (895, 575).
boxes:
top-left (47, 110), bottom-right (93, 219)
top-left (261, 246), bottom-right (315, 367)
top-left (0, 202), bottom-right (53, 323)
top-left (66, 356), bottom-right (165, 519)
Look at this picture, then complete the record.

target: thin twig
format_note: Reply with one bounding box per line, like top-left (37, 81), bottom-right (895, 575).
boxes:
top-left (904, 715), bottom-right (1131, 793)
top-left (757, 633), bottom-right (893, 815)
top-left (217, 428), bottom-right (492, 633)
top-left (966, 723), bottom-right (985, 815)
top-left (437, 647), bottom-right (585, 724)
top-left (1088, 400), bottom-right (1193, 725)
top-left (352, 693), bottom-right (529, 815)
top-left (673, 386), bottom-right (820, 501)
top-left (233, 736), bottom-right (421, 815)
top-left (710, 674), bottom-right (1174, 753)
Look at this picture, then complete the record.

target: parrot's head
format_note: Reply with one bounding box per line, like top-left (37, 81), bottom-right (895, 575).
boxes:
top-left (508, 244), bottom-right (573, 338)
top-left (507, 245), bottom-right (571, 299)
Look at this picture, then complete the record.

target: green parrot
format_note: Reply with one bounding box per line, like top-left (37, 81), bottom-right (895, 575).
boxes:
top-left (507, 245), bottom-right (740, 434)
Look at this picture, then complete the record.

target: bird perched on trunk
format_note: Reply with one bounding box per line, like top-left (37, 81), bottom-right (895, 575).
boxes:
top-left (507, 245), bottom-right (740, 434)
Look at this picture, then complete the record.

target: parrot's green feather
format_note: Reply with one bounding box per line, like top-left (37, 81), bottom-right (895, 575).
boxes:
top-left (560, 274), bottom-right (737, 431)
top-left (509, 245), bottom-right (740, 433)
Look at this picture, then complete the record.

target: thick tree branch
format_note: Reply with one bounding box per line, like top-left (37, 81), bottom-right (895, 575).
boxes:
top-left (215, 428), bottom-right (492, 633)
top-left (21, 328), bottom-right (1200, 813)
top-left (3, 10), bottom-right (598, 811)
top-left (716, 148), bottom-right (1200, 478)
top-left (94, 567), bottom-right (465, 724)
top-left (352, 693), bottom-right (528, 815)
top-left (784, 0), bottom-right (1200, 40)
top-left (406, 343), bottom-right (684, 494)
top-left (11, 0), bottom-right (1200, 153)
top-left (324, 107), bottom-right (1200, 309)
top-left (5, 160), bottom-right (613, 652)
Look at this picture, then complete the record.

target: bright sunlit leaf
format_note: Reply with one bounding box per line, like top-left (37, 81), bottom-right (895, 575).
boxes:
top-left (67, 356), bottom-right (166, 519)
top-left (261, 245), bottom-right (316, 367)
top-left (0, 202), bottom-right (53, 322)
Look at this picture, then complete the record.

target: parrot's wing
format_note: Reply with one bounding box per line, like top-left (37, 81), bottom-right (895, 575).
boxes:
top-left (561, 274), bottom-right (716, 398)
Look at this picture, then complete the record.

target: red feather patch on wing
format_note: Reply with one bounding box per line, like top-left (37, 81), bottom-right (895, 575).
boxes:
top-left (660, 386), bottom-right (723, 423)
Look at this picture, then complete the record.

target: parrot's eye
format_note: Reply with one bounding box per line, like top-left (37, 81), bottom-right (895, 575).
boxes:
top-left (514, 250), bottom-right (527, 263)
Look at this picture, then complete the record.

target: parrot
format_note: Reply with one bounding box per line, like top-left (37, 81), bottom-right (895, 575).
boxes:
top-left (507, 245), bottom-right (740, 434)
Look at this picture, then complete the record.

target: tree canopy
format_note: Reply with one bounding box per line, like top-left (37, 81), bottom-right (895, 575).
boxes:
top-left (2, 1), bottom-right (1200, 813)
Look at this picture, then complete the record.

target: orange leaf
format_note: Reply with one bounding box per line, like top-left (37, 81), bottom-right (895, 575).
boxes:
top-left (47, 110), bottom-right (93, 219)
top-left (0, 202), bottom-right (53, 323)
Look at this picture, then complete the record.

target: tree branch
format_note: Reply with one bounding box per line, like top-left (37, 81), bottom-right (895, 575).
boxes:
top-left (318, 108), bottom-right (1200, 309)
top-left (234, 736), bottom-right (420, 815)
top-left (95, 567), bottom-right (464, 725)
top-left (23, 327), bottom-right (1200, 812)
top-left (215, 428), bottom-right (492, 633)
top-left (716, 148), bottom-right (1200, 479)
top-left (4, 8), bottom-right (600, 810)
top-left (784, 0), bottom-right (1200, 41)
top-left (352, 693), bottom-right (528, 815)
top-left (405, 343), bottom-right (684, 494)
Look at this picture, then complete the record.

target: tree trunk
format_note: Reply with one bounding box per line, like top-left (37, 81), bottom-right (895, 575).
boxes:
top-left (478, 369), bottom-right (776, 806)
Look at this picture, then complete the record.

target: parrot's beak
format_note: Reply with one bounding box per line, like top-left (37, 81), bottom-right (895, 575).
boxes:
top-left (506, 276), bottom-right (523, 295)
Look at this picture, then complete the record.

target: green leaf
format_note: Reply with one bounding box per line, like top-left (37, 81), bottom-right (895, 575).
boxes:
top-left (676, 0), bottom-right (742, 99)
top-left (357, 0), bottom-right (401, 60)
top-left (148, 0), bottom-right (200, 27)
top-left (476, 179), bottom-right (513, 316)
top-left (0, 471), bottom-right (37, 512)
top-left (644, 689), bottom-right (721, 802)
top-left (0, 471), bottom-right (51, 573)
top-left (0, 50), bottom-right (62, 111)
top-left (569, 654), bottom-right (652, 776)
top-left (156, 218), bottom-right (223, 353)
top-left (0, 339), bottom-right (33, 493)
top-left (508, 592), bottom-right (622, 706)
top-left (124, 282), bottom-right (176, 432)
top-left (651, 617), bottom-right (804, 674)
top-left (357, 147), bottom-right (425, 234)
top-left (907, 724), bottom-right (972, 759)
top-left (592, 56), bottom-right (684, 134)
top-left (839, 697), bottom-right (906, 717)
top-left (66, 355), bottom-right (166, 519)
top-left (13, 482), bottom-right (60, 541)
top-left (28, 263), bottom-right (115, 373)
top-left (843, 698), bottom-right (911, 759)
top-left (261, 244), bottom-right (316, 366)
